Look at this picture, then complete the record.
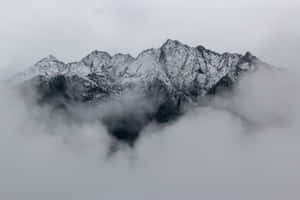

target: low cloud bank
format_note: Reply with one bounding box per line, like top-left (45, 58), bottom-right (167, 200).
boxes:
top-left (1, 67), bottom-right (300, 200)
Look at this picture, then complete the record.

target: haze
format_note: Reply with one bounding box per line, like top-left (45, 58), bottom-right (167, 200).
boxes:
top-left (1, 0), bottom-right (300, 200)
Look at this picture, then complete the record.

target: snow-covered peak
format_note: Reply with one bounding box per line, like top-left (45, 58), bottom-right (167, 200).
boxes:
top-left (12, 40), bottom-right (265, 147)
top-left (34, 55), bottom-right (66, 76)
top-left (37, 54), bottom-right (58, 62)
top-left (81, 50), bottom-right (112, 73)
top-left (15, 39), bottom-right (260, 97)
top-left (34, 55), bottom-right (63, 66)
top-left (161, 39), bottom-right (188, 49)
top-left (13, 55), bottom-right (66, 82)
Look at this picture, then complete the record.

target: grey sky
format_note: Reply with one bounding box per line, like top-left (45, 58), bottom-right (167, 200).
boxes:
top-left (1, 1), bottom-right (300, 199)
top-left (0, 0), bottom-right (299, 73)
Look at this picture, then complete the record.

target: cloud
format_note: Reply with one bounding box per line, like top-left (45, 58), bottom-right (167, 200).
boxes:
top-left (1, 0), bottom-right (300, 199)
top-left (1, 65), bottom-right (300, 199)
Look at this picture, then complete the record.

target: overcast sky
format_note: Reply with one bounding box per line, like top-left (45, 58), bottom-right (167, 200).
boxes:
top-left (1, 1), bottom-right (300, 199)
top-left (0, 0), bottom-right (299, 74)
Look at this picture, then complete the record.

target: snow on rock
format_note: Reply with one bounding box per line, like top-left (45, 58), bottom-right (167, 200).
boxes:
top-left (12, 39), bottom-right (264, 146)
top-left (15, 39), bottom-right (260, 99)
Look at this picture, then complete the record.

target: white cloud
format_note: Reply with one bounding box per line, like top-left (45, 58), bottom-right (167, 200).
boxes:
top-left (1, 66), bottom-right (300, 199)
top-left (0, 1), bottom-right (300, 199)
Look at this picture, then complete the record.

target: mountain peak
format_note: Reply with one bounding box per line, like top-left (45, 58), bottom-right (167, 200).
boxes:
top-left (196, 45), bottom-right (206, 51)
top-left (14, 40), bottom-right (263, 146)
top-left (35, 54), bottom-right (60, 65)
top-left (244, 51), bottom-right (256, 59)
top-left (81, 50), bottom-right (112, 71)
top-left (86, 50), bottom-right (111, 57)
top-left (240, 51), bottom-right (258, 64)
top-left (17, 40), bottom-right (260, 90)
top-left (162, 39), bottom-right (186, 48)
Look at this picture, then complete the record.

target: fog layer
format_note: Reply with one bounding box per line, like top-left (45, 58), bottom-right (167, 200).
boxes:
top-left (1, 67), bottom-right (300, 199)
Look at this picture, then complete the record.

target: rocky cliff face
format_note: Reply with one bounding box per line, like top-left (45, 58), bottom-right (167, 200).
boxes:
top-left (15, 39), bottom-right (262, 146)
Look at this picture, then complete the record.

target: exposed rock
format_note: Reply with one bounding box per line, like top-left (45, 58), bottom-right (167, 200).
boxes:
top-left (14, 39), bottom-right (263, 146)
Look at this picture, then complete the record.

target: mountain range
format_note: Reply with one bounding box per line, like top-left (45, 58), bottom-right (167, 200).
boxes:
top-left (15, 39), bottom-right (263, 147)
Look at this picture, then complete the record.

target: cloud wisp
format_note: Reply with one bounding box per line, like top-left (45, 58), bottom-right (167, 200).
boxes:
top-left (0, 66), bottom-right (300, 199)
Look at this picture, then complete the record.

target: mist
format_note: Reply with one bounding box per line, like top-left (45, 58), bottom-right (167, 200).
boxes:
top-left (0, 65), bottom-right (300, 200)
top-left (1, 0), bottom-right (300, 199)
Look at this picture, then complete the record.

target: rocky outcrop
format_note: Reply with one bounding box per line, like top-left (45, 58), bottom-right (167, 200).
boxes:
top-left (15, 39), bottom-right (262, 146)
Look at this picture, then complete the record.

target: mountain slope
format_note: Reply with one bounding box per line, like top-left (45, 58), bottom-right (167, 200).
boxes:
top-left (15, 39), bottom-right (262, 146)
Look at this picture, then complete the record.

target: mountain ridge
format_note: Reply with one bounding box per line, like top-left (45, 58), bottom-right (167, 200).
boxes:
top-left (16, 39), bottom-right (259, 84)
top-left (14, 39), bottom-right (263, 147)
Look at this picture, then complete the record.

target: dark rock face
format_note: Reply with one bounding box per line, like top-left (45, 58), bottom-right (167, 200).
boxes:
top-left (31, 75), bottom-right (184, 146)
top-left (15, 39), bottom-right (262, 146)
top-left (102, 112), bottom-right (150, 147)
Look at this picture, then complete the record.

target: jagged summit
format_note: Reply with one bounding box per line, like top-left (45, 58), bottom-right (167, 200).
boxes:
top-left (17, 39), bottom-right (258, 80)
top-left (34, 54), bottom-right (63, 67)
top-left (15, 38), bottom-right (262, 104)
top-left (162, 39), bottom-right (185, 48)
top-left (15, 39), bottom-right (262, 146)
top-left (36, 54), bottom-right (59, 62)
top-left (15, 38), bottom-right (262, 102)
